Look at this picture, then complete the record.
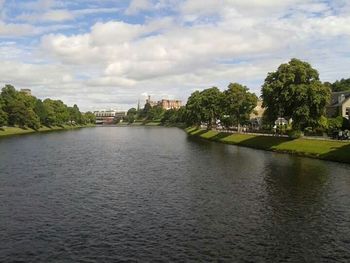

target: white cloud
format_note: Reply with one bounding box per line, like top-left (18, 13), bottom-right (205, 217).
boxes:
top-left (17, 9), bottom-right (74, 22)
top-left (16, 7), bottom-right (121, 23)
top-left (0, 21), bottom-right (37, 36)
top-left (1, 0), bottom-right (350, 110)
top-left (125, 0), bottom-right (152, 15)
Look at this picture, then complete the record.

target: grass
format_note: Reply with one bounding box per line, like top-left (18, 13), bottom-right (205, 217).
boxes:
top-left (185, 127), bottom-right (350, 164)
top-left (144, 121), bottom-right (161, 126)
top-left (0, 124), bottom-right (95, 138)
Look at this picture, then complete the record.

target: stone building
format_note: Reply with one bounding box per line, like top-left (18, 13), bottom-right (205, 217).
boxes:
top-left (326, 91), bottom-right (350, 119)
top-left (146, 96), bottom-right (182, 110)
top-left (159, 99), bottom-right (182, 110)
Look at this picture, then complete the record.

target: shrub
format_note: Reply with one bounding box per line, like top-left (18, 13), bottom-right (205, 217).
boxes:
top-left (288, 130), bottom-right (303, 139)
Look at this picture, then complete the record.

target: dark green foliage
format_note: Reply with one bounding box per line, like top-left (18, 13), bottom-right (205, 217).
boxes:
top-left (147, 106), bottom-right (165, 121)
top-left (140, 102), bottom-right (152, 119)
top-left (34, 99), bottom-right (48, 125)
top-left (327, 116), bottom-right (343, 131)
top-left (287, 130), bottom-right (303, 139)
top-left (127, 108), bottom-right (137, 116)
top-left (0, 85), bottom-right (87, 129)
top-left (261, 58), bottom-right (331, 130)
top-left (185, 91), bottom-right (202, 126)
top-left (331, 78), bottom-right (350, 92)
top-left (0, 98), bottom-right (8, 127)
top-left (185, 84), bottom-right (257, 129)
top-left (161, 107), bottom-right (186, 125)
top-left (68, 104), bottom-right (82, 124)
top-left (83, 111), bottom-right (96, 124)
top-left (221, 83), bottom-right (258, 129)
top-left (199, 87), bottom-right (223, 129)
top-left (137, 103), bottom-right (165, 122)
top-left (125, 107), bottom-right (137, 123)
top-left (185, 87), bottom-right (223, 128)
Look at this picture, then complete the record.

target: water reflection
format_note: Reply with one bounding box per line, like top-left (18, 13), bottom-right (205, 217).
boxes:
top-left (0, 127), bottom-right (349, 262)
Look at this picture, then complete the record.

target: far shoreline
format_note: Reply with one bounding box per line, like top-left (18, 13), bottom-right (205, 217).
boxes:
top-left (0, 124), bottom-right (96, 138)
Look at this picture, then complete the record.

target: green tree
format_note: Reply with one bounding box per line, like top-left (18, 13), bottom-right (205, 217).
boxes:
top-left (331, 78), bottom-right (350, 92)
top-left (328, 116), bottom-right (343, 131)
top-left (148, 105), bottom-right (165, 121)
top-left (42, 99), bottom-right (57, 126)
top-left (185, 91), bottom-right (202, 126)
top-left (222, 83), bottom-right (257, 130)
top-left (261, 58), bottom-right (331, 130)
top-left (34, 99), bottom-right (48, 125)
top-left (68, 104), bottom-right (82, 124)
top-left (127, 108), bottom-right (137, 116)
top-left (140, 102), bottom-right (152, 119)
top-left (1, 85), bottom-right (40, 129)
top-left (125, 108), bottom-right (137, 123)
top-left (83, 111), bottom-right (96, 124)
top-left (199, 87), bottom-right (223, 129)
top-left (0, 97), bottom-right (7, 127)
top-left (161, 109), bottom-right (177, 124)
top-left (43, 99), bottom-right (69, 126)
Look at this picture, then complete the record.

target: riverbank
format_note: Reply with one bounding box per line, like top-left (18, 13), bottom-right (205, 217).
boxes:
top-left (186, 127), bottom-right (350, 164)
top-left (0, 124), bottom-right (95, 138)
top-left (116, 121), bottom-right (186, 128)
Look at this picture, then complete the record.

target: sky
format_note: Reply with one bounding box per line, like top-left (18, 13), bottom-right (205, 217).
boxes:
top-left (0, 0), bottom-right (350, 111)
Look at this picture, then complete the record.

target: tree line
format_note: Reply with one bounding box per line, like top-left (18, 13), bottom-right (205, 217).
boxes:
top-left (127, 58), bottom-right (350, 135)
top-left (0, 85), bottom-right (95, 130)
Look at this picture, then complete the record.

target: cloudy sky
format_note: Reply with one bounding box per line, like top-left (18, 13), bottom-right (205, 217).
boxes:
top-left (0, 0), bottom-right (349, 111)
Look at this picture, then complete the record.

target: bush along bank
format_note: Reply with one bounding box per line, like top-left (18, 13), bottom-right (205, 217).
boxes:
top-left (186, 127), bottom-right (350, 164)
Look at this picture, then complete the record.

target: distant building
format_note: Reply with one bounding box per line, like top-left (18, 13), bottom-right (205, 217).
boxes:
top-left (159, 99), bottom-right (182, 110)
top-left (146, 95), bottom-right (182, 110)
top-left (20, 89), bottom-right (32, 96)
top-left (146, 96), bottom-right (159, 108)
top-left (326, 91), bottom-right (350, 119)
top-left (94, 110), bottom-right (126, 125)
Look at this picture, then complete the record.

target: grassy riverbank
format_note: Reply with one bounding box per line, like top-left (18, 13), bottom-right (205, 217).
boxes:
top-left (0, 124), bottom-right (95, 138)
top-left (186, 127), bottom-right (350, 164)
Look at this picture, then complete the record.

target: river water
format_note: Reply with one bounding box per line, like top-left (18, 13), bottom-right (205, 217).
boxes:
top-left (0, 127), bottom-right (349, 262)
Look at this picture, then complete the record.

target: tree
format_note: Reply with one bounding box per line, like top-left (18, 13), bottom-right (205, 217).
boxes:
top-left (125, 108), bottom-right (137, 123)
top-left (0, 97), bottom-right (7, 127)
top-left (0, 84), bottom-right (85, 129)
top-left (68, 104), bottom-right (82, 124)
top-left (140, 102), bottom-right (152, 119)
top-left (83, 112), bottom-right (96, 124)
top-left (222, 83), bottom-right (257, 130)
top-left (261, 58), bottom-right (331, 130)
top-left (34, 99), bottom-right (48, 125)
top-left (42, 99), bottom-right (57, 126)
top-left (148, 105), bottom-right (165, 121)
top-left (127, 108), bottom-right (137, 116)
top-left (185, 91), bottom-right (202, 126)
top-left (43, 99), bottom-right (69, 126)
top-left (1, 85), bottom-right (40, 129)
top-left (331, 78), bottom-right (350, 92)
top-left (199, 87), bottom-right (223, 129)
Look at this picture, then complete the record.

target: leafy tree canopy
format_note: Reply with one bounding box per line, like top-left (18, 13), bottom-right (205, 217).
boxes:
top-left (222, 83), bottom-right (258, 129)
top-left (261, 58), bottom-right (331, 130)
top-left (330, 78), bottom-right (350, 92)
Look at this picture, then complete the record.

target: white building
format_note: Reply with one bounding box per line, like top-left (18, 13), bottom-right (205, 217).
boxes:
top-left (94, 110), bottom-right (126, 125)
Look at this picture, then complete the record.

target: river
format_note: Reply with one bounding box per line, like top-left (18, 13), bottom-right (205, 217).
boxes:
top-left (1, 127), bottom-right (349, 262)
